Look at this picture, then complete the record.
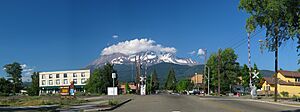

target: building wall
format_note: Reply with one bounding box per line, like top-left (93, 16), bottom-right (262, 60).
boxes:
top-left (39, 69), bottom-right (90, 87)
top-left (278, 85), bottom-right (300, 97)
top-left (261, 81), bottom-right (275, 92)
top-left (277, 73), bottom-right (295, 82)
top-left (191, 74), bottom-right (203, 84)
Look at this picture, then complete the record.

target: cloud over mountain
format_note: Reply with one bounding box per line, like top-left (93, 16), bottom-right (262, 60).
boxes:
top-left (101, 38), bottom-right (176, 55)
top-left (197, 49), bottom-right (206, 56)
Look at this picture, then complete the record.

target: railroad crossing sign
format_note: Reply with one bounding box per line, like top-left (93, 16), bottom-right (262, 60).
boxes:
top-left (252, 70), bottom-right (259, 79)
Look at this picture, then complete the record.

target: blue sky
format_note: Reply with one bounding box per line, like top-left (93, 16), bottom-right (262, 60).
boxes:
top-left (0, 0), bottom-right (299, 79)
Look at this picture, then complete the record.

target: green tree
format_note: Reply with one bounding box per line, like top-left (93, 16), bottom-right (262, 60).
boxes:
top-left (164, 68), bottom-right (177, 90)
top-left (146, 70), bottom-right (159, 94)
top-left (146, 75), bottom-right (152, 94)
top-left (125, 82), bottom-right (131, 94)
top-left (85, 63), bottom-right (117, 94)
top-left (176, 79), bottom-right (193, 93)
top-left (151, 70), bottom-right (159, 92)
top-left (3, 62), bottom-right (23, 94)
top-left (297, 68), bottom-right (300, 72)
top-left (0, 78), bottom-right (12, 96)
top-left (241, 64), bottom-right (250, 88)
top-left (241, 64), bottom-right (263, 90)
top-left (28, 72), bottom-right (39, 96)
top-left (239, 0), bottom-right (300, 63)
top-left (207, 48), bottom-right (241, 94)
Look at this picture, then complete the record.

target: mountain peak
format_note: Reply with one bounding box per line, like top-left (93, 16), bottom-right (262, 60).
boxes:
top-left (88, 51), bottom-right (197, 68)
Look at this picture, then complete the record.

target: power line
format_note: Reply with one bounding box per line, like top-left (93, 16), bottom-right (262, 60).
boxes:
top-left (232, 29), bottom-right (263, 50)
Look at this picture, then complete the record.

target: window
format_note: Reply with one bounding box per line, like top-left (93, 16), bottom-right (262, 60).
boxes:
top-left (64, 79), bottom-right (68, 84)
top-left (81, 78), bottom-right (86, 84)
top-left (49, 74), bottom-right (53, 79)
top-left (42, 80), bottom-right (46, 85)
top-left (42, 74), bottom-right (45, 79)
top-left (56, 74), bottom-right (60, 78)
top-left (73, 73), bottom-right (77, 77)
top-left (49, 80), bottom-right (53, 85)
top-left (73, 79), bottom-right (77, 84)
top-left (56, 79), bottom-right (60, 85)
top-left (295, 78), bottom-right (300, 82)
top-left (266, 85), bottom-right (270, 91)
top-left (81, 73), bottom-right (85, 77)
top-left (64, 73), bottom-right (67, 78)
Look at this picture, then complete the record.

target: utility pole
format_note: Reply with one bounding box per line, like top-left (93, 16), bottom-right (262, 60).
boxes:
top-left (207, 66), bottom-right (210, 95)
top-left (217, 49), bottom-right (221, 96)
top-left (274, 30), bottom-right (279, 102)
top-left (132, 61), bottom-right (134, 82)
top-left (203, 49), bottom-right (207, 95)
top-left (135, 56), bottom-right (141, 94)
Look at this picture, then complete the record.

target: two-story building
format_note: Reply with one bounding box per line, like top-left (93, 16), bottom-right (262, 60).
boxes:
top-left (39, 69), bottom-right (90, 94)
top-left (261, 70), bottom-right (300, 97)
top-left (191, 73), bottom-right (204, 85)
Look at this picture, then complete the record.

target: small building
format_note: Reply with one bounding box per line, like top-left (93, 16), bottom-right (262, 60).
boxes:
top-left (120, 82), bottom-right (137, 94)
top-left (39, 69), bottom-right (90, 95)
top-left (190, 73), bottom-right (204, 85)
top-left (261, 70), bottom-right (300, 97)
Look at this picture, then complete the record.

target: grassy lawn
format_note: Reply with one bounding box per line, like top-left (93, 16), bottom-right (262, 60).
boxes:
top-left (0, 95), bottom-right (89, 107)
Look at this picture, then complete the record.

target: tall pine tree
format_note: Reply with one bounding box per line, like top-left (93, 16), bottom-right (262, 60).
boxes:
top-left (28, 72), bottom-right (39, 96)
top-left (164, 68), bottom-right (177, 90)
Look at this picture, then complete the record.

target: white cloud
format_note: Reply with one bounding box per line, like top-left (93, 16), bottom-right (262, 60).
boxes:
top-left (198, 49), bottom-right (206, 56)
top-left (20, 64), bottom-right (27, 69)
top-left (21, 64), bottom-right (35, 82)
top-left (112, 35), bottom-right (119, 39)
top-left (188, 51), bottom-right (196, 55)
top-left (101, 38), bottom-right (176, 55)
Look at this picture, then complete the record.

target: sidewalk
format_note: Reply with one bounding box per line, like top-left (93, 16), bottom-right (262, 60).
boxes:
top-left (59, 95), bottom-right (135, 112)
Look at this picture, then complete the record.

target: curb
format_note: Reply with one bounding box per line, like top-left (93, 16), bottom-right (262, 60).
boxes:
top-left (247, 99), bottom-right (300, 108)
top-left (199, 97), bottom-right (300, 108)
top-left (0, 105), bottom-right (60, 111)
top-left (84, 99), bottom-right (132, 112)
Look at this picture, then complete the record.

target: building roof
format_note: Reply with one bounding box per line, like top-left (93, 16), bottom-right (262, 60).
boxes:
top-left (262, 77), bottom-right (300, 86)
top-left (39, 69), bottom-right (90, 74)
top-left (278, 70), bottom-right (300, 78)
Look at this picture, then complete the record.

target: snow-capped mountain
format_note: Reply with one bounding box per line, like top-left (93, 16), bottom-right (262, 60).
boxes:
top-left (89, 51), bottom-right (197, 67)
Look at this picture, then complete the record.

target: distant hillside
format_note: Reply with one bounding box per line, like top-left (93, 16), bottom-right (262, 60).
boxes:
top-left (260, 70), bottom-right (275, 77)
top-left (114, 63), bottom-right (204, 85)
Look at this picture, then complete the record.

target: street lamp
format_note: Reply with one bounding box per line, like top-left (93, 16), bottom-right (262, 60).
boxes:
top-left (206, 66), bottom-right (210, 95)
top-left (112, 73), bottom-right (116, 99)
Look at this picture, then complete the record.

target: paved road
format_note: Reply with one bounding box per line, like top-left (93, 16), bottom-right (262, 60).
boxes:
top-left (112, 94), bottom-right (300, 112)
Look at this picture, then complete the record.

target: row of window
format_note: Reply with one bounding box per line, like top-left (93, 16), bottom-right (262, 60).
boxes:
top-left (41, 72), bottom-right (86, 79)
top-left (41, 78), bottom-right (86, 85)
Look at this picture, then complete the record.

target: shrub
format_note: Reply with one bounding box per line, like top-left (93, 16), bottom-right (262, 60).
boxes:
top-left (108, 100), bottom-right (118, 106)
top-left (280, 91), bottom-right (289, 97)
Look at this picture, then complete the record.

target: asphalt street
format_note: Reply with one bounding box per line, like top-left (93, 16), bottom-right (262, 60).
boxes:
top-left (112, 94), bottom-right (300, 112)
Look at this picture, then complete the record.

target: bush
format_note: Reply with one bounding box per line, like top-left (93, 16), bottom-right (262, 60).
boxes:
top-left (108, 100), bottom-right (118, 106)
top-left (280, 91), bottom-right (289, 97)
top-left (75, 92), bottom-right (87, 96)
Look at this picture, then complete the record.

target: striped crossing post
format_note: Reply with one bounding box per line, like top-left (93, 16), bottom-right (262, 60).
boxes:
top-left (248, 33), bottom-right (252, 87)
